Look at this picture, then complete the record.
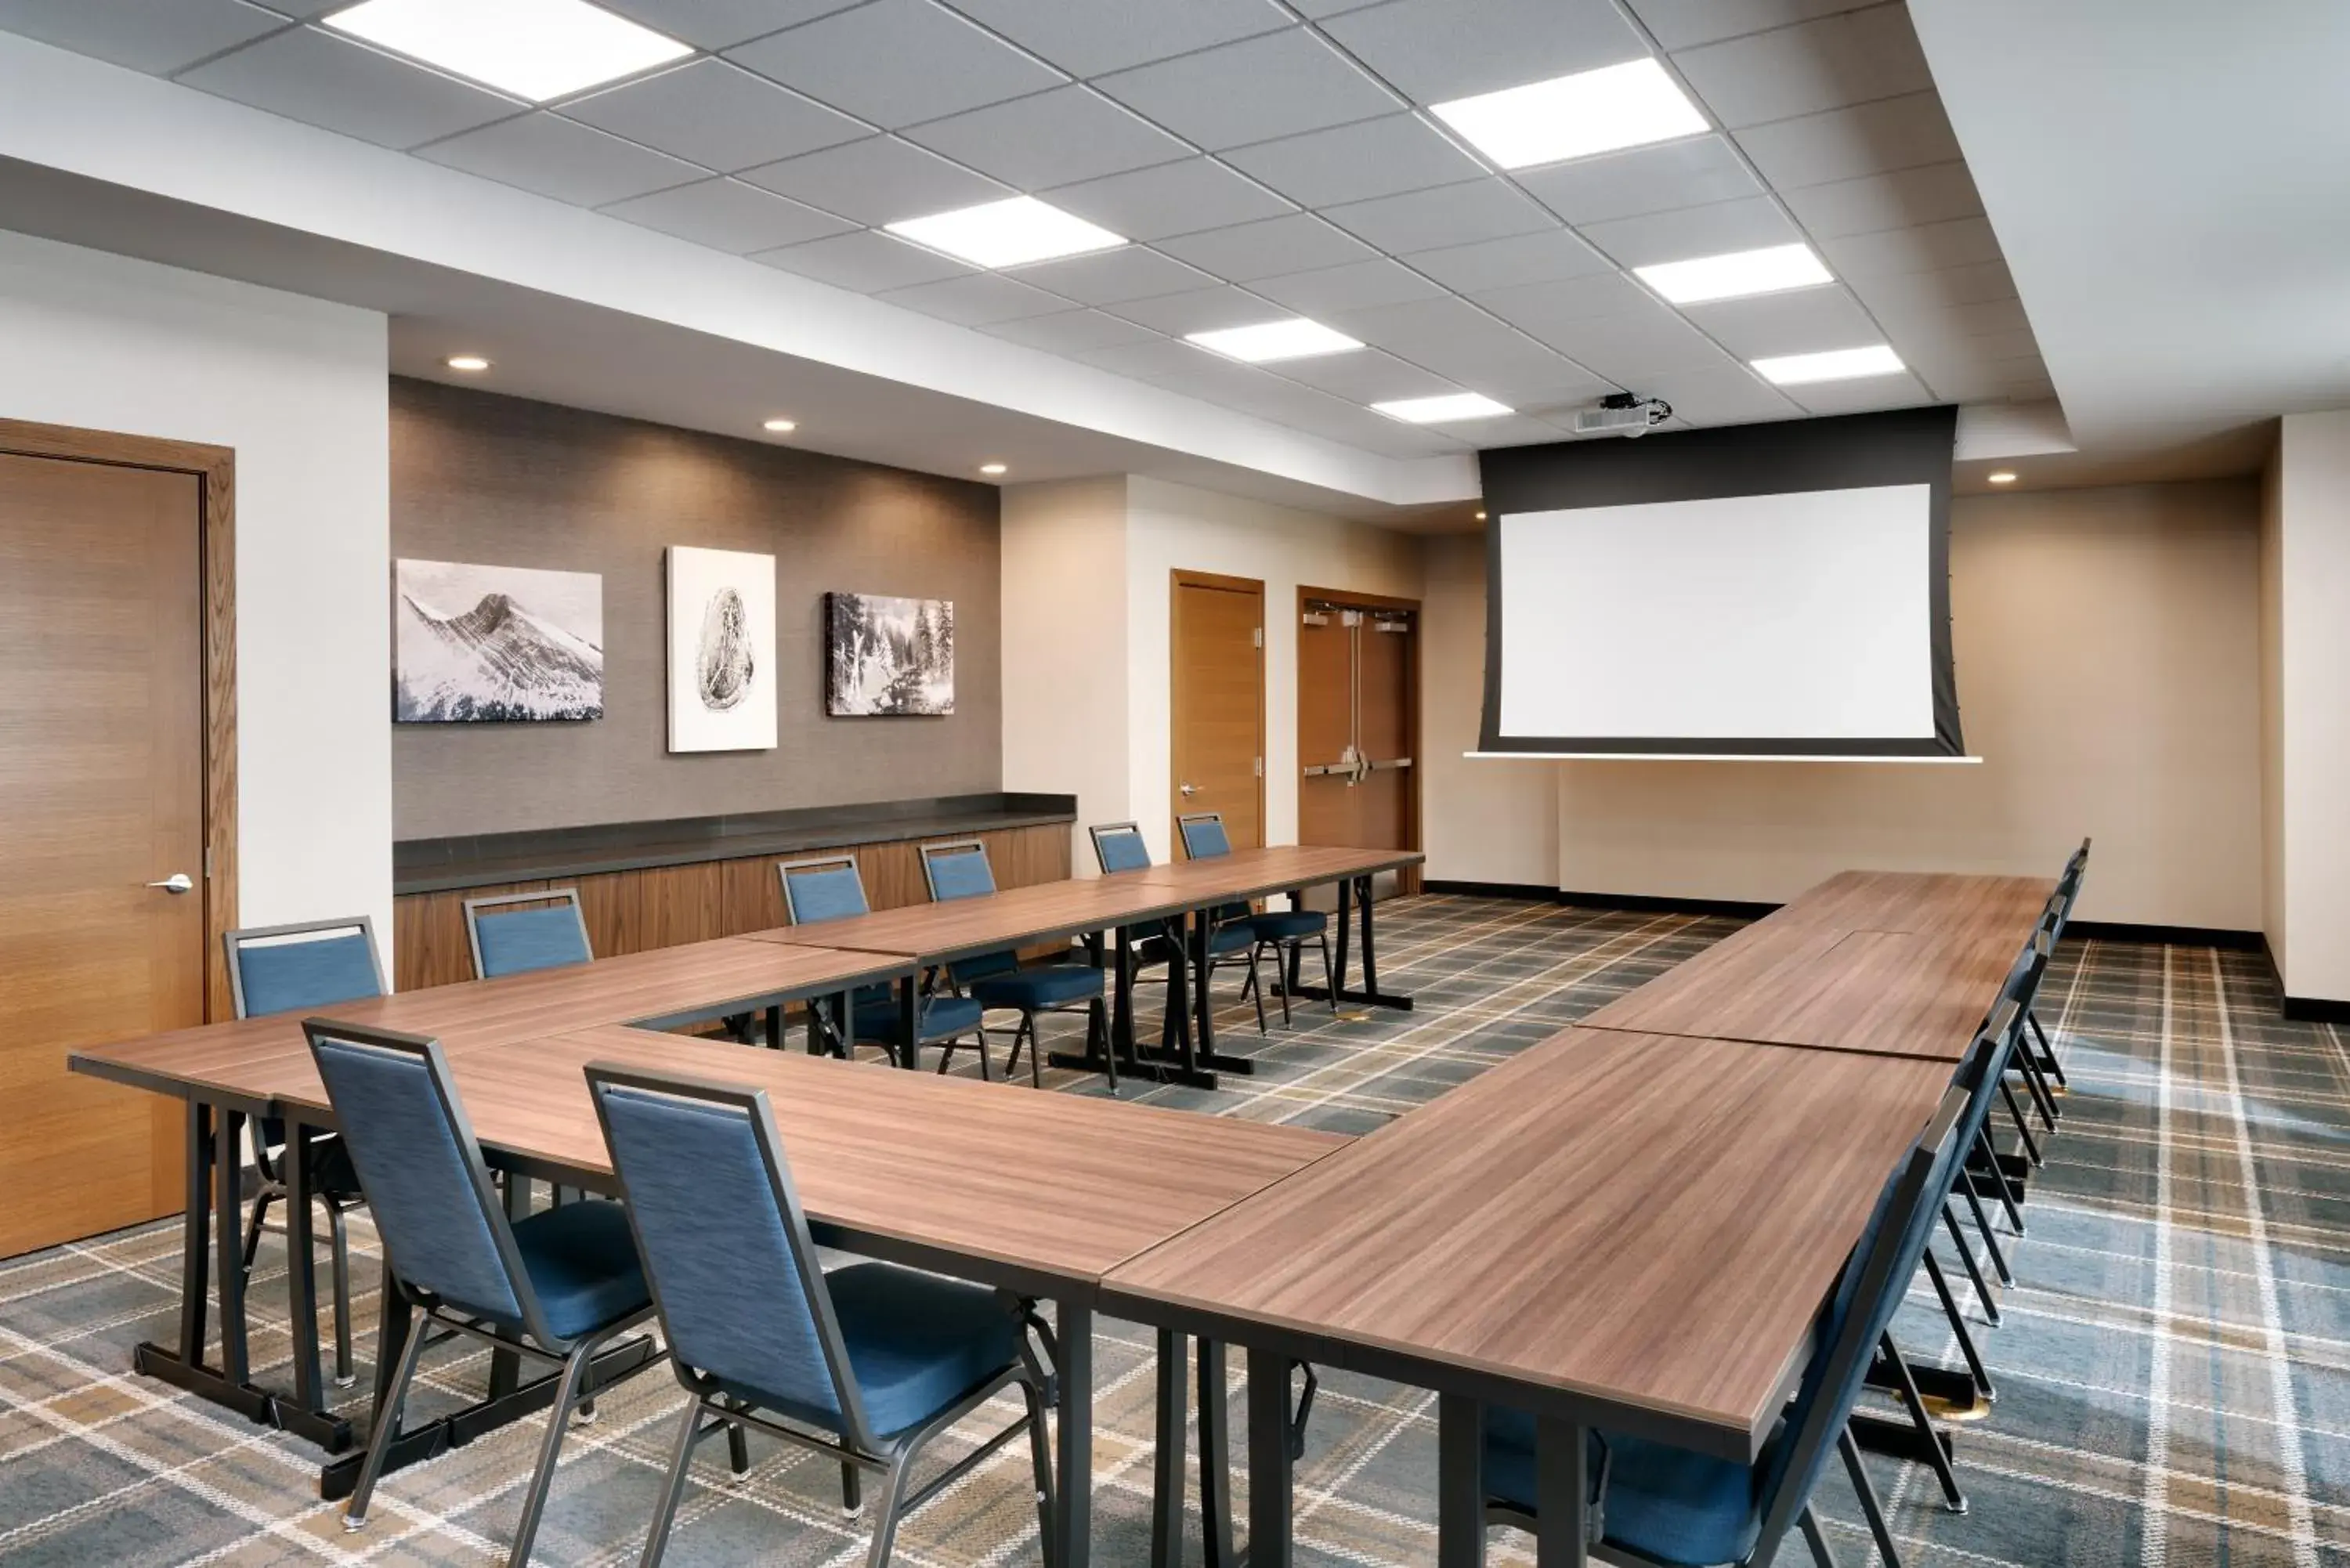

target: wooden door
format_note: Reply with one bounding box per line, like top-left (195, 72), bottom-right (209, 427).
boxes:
top-left (1170, 572), bottom-right (1264, 852)
top-left (0, 451), bottom-right (204, 1256)
top-left (1298, 591), bottom-right (1420, 894)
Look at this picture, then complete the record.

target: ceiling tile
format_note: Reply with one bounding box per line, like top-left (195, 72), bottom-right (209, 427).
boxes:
top-left (1732, 92), bottom-right (1960, 190)
top-left (1102, 285), bottom-right (1283, 336)
top-left (1321, 297), bottom-right (1605, 398)
top-left (1250, 258), bottom-right (1448, 314)
top-left (1223, 114), bottom-right (1487, 208)
top-left (1289, 0), bottom-right (1390, 16)
top-left (1076, 338), bottom-right (1222, 378)
top-left (176, 26), bottom-right (521, 150)
top-left (726, 0), bottom-right (1063, 129)
top-left (1870, 294), bottom-right (2030, 343)
top-left (1155, 213), bottom-right (1375, 281)
top-left (1039, 158), bottom-right (1295, 241)
top-left (1633, 361), bottom-right (1802, 425)
top-left (1320, 179), bottom-right (1552, 253)
top-left (1676, 285), bottom-right (1881, 359)
top-left (1669, 4), bottom-right (1932, 129)
top-left (1575, 195), bottom-right (1801, 268)
top-left (416, 114), bottom-right (703, 208)
top-left (1780, 369), bottom-right (1933, 417)
top-left (902, 85), bottom-right (1189, 190)
top-left (1515, 295), bottom-right (1734, 381)
top-left (1472, 414), bottom-right (1583, 447)
top-left (738, 135), bottom-right (1009, 226)
top-left (1003, 246), bottom-right (1217, 305)
top-left (1779, 161), bottom-right (1981, 240)
top-left (561, 60), bottom-right (869, 172)
top-left (1470, 271), bottom-right (1650, 338)
top-left (1515, 135), bottom-right (1760, 226)
top-left (1817, 215), bottom-right (2001, 278)
top-left (1094, 28), bottom-right (1398, 153)
top-left (1405, 228), bottom-right (1612, 293)
top-left (978, 309), bottom-right (1165, 353)
top-left (939, 0), bottom-right (1291, 77)
top-left (598, 0), bottom-right (865, 51)
top-left (230, 0), bottom-right (344, 13)
top-left (751, 228), bottom-right (974, 290)
top-left (1629, 0), bottom-right (1874, 52)
top-left (601, 177), bottom-right (857, 251)
top-left (876, 270), bottom-right (1072, 324)
top-left (1318, 0), bottom-right (1648, 107)
top-left (1844, 258), bottom-right (2016, 313)
top-left (0, 0), bottom-right (282, 75)
top-left (1264, 348), bottom-right (1458, 402)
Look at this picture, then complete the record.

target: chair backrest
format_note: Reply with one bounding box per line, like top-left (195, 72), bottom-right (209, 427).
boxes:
top-left (299, 1020), bottom-right (542, 1339)
top-left (586, 1063), bottom-right (877, 1448)
top-left (1177, 812), bottom-right (1233, 860)
top-left (1090, 821), bottom-right (1153, 875)
top-left (463, 888), bottom-right (592, 980)
top-left (225, 916), bottom-right (386, 1019)
top-left (1947, 998), bottom-right (2023, 1160)
top-left (1751, 1080), bottom-right (1972, 1562)
top-left (779, 854), bottom-right (870, 925)
top-left (920, 839), bottom-right (998, 901)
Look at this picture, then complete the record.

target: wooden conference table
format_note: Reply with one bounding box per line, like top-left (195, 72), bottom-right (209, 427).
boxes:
top-left (66, 842), bottom-right (1417, 1566)
top-left (1101, 865), bottom-right (2056, 1568)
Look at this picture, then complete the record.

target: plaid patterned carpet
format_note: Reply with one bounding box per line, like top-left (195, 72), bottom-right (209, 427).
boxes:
top-left (0, 894), bottom-right (2338, 1566)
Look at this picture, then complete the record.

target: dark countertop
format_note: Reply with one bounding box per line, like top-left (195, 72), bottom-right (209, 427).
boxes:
top-left (395, 793), bottom-right (1078, 895)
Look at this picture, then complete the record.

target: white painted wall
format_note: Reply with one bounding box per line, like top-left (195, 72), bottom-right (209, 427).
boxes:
top-left (1001, 478), bottom-right (1130, 876)
top-left (2271, 411), bottom-right (2350, 999)
top-left (1419, 481), bottom-right (2266, 930)
top-left (2260, 439), bottom-right (2287, 974)
top-left (1123, 477), bottom-right (1422, 865)
top-left (0, 228), bottom-right (393, 952)
top-left (1420, 533), bottom-right (1557, 887)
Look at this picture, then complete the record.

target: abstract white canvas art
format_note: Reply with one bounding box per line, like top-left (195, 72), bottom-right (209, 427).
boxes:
top-left (667, 546), bottom-right (777, 752)
top-left (394, 558), bottom-right (603, 722)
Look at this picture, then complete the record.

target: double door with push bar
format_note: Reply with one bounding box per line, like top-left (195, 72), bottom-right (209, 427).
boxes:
top-left (1299, 591), bottom-right (1418, 896)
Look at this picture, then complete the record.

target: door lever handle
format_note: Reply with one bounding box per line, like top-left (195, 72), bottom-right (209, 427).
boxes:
top-left (1179, 782), bottom-right (1200, 797)
top-left (146, 873), bottom-right (193, 894)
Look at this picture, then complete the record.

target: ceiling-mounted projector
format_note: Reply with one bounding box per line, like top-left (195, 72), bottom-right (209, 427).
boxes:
top-left (1574, 392), bottom-right (1672, 436)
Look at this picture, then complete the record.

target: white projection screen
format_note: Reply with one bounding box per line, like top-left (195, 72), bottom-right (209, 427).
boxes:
top-left (1477, 406), bottom-right (1964, 758)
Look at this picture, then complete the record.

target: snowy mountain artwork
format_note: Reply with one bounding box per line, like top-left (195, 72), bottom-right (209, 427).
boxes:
top-left (826, 593), bottom-right (954, 717)
top-left (667, 546), bottom-right (778, 752)
top-left (394, 559), bottom-right (602, 722)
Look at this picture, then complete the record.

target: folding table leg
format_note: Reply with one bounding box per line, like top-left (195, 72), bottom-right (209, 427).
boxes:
top-left (178, 1100), bottom-right (211, 1367)
top-left (1534, 1414), bottom-right (1589, 1567)
top-left (1199, 1340), bottom-right (1235, 1568)
top-left (1052, 1298), bottom-right (1094, 1568)
top-left (1149, 1330), bottom-right (1186, 1568)
top-left (285, 1120), bottom-right (325, 1409)
top-left (1247, 1348), bottom-right (1293, 1568)
top-left (1437, 1393), bottom-right (1486, 1568)
top-left (214, 1108), bottom-right (249, 1389)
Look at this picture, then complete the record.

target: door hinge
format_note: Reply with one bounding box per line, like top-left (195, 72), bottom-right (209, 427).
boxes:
top-left (1255, 756), bottom-right (1264, 779)
top-left (204, 847), bottom-right (214, 880)
top-left (1253, 626), bottom-right (1264, 648)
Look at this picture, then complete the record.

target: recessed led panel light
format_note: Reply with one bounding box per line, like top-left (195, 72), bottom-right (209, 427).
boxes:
top-left (1372, 392), bottom-right (1514, 424)
top-left (979, 463), bottom-right (1008, 476)
top-left (1751, 345), bottom-right (1906, 385)
top-left (1186, 319), bottom-right (1362, 363)
top-left (324, 0), bottom-right (691, 103)
top-left (445, 354), bottom-right (491, 371)
top-left (762, 417), bottom-right (797, 433)
top-left (1430, 59), bottom-right (1707, 172)
top-left (1636, 244), bottom-right (1833, 305)
top-left (885, 197), bottom-right (1125, 269)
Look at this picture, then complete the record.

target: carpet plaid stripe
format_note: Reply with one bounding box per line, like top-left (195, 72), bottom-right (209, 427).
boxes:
top-left (0, 894), bottom-right (2336, 1565)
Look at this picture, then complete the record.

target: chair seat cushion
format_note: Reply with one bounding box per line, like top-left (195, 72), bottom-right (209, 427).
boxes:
top-left (1204, 922), bottom-right (1259, 956)
top-left (1248, 909), bottom-right (1327, 941)
top-left (1485, 1408), bottom-right (1769, 1568)
top-left (971, 965), bottom-right (1104, 1011)
top-left (731, 1261), bottom-right (1021, 1440)
top-left (854, 994), bottom-right (985, 1046)
top-left (509, 1199), bottom-right (653, 1342)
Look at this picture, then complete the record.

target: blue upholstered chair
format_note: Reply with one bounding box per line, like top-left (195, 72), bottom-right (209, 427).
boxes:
top-left (779, 855), bottom-right (992, 1075)
top-left (1483, 1078), bottom-right (1973, 1568)
top-left (1088, 819), bottom-right (1257, 999)
top-left (464, 888), bottom-right (593, 978)
top-left (586, 1062), bottom-right (1054, 1568)
top-left (302, 1021), bottom-right (663, 1566)
top-left (223, 916), bottom-right (386, 1388)
top-left (920, 840), bottom-right (1108, 1087)
top-left (1177, 811), bottom-right (1327, 1031)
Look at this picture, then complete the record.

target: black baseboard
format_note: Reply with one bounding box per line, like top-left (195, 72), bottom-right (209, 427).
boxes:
top-left (2283, 994), bottom-right (2350, 1024)
top-left (1421, 879), bottom-right (1564, 903)
top-left (2065, 919), bottom-right (2265, 951)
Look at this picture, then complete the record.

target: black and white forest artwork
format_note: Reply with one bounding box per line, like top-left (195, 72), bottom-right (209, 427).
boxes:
top-left (826, 593), bottom-right (955, 717)
top-left (667, 545), bottom-right (778, 752)
top-left (394, 558), bottom-right (603, 722)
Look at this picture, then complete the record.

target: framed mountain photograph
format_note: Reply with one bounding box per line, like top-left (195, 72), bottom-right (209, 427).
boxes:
top-left (394, 558), bottom-right (603, 722)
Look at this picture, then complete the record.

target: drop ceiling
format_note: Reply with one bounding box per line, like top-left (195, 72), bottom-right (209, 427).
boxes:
top-left (0, 0), bottom-right (2055, 471)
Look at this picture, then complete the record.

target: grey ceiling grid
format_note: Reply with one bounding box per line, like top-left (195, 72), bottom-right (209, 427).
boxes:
top-left (0, 0), bottom-right (2055, 454)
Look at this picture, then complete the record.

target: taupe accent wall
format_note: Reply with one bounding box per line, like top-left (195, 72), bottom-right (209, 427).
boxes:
top-left (390, 378), bottom-right (1001, 839)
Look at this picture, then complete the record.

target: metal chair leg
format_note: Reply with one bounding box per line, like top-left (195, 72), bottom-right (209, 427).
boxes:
top-left (639, 1398), bottom-right (706, 1568)
top-left (2027, 1008), bottom-right (2067, 1087)
top-left (1798, 1505), bottom-right (1841, 1568)
top-left (242, 1188), bottom-right (273, 1272)
top-left (328, 1201), bottom-right (355, 1386)
top-left (1941, 1203), bottom-right (2001, 1324)
top-left (506, 1338), bottom-right (600, 1566)
top-left (1881, 1331), bottom-right (1965, 1513)
top-left (1026, 1011), bottom-right (1045, 1089)
top-left (1268, 941), bottom-right (1293, 1027)
top-left (343, 1291), bottom-right (429, 1531)
top-left (864, 1453), bottom-right (914, 1568)
top-left (1999, 1079), bottom-right (2044, 1167)
top-left (1958, 1165), bottom-right (2016, 1288)
top-left (2014, 1043), bottom-right (2060, 1129)
top-left (726, 1413), bottom-right (750, 1476)
top-left (1973, 1129), bottom-right (2026, 1239)
top-left (1921, 1248), bottom-right (1995, 1402)
top-left (842, 1461), bottom-right (864, 1518)
top-left (1317, 932), bottom-right (1337, 1013)
top-left (1023, 1375), bottom-right (1058, 1567)
top-left (1838, 1423), bottom-right (1905, 1568)
top-left (1245, 948), bottom-right (1269, 1036)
